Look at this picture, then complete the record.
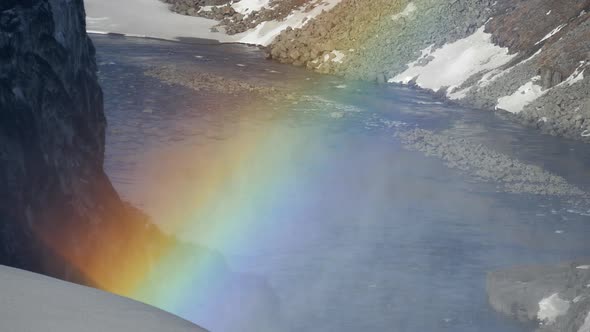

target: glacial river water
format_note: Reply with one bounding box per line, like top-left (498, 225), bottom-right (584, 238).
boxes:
top-left (94, 34), bottom-right (590, 332)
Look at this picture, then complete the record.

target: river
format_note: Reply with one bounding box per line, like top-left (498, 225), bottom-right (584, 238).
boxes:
top-left (94, 34), bottom-right (590, 332)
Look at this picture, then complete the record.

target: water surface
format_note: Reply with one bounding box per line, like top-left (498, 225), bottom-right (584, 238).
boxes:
top-left (95, 34), bottom-right (590, 332)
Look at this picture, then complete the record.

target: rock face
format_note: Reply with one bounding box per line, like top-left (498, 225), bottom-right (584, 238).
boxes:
top-left (266, 0), bottom-right (590, 142)
top-left (0, 0), bottom-right (116, 276)
top-left (162, 0), bottom-right (317, 35)
top-left (0, 3), bottom-right (282, 331)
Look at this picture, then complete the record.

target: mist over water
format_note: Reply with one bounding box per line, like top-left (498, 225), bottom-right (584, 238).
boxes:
top-left (97, 35), bottom-right (590, 332)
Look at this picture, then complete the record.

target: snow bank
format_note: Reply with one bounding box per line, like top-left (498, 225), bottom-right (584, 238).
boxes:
top-left (391, 2), bottom-right (417, 21)
top-left (0, 265), bottom-right (206, 332)
top-left (326, 50), bottom-right (346, 63)
top-left (535, 24), bottom-right (567, 45)
top-left (232, 0), bottom-right (271, 14)
top-left (496, 76), bottom-right (546, 114)
top-left (579, 311), bottom-right (590, 332)
top-left (236, 0), bottom-right (342, 45)
top-left (537, 293), bottom-right (570, 325)
top-left (564, 63), bottom-right (586, 86)
top-left (390, 27), bottom-right (516, 94)
top-left (84, 0), bottom-right (236, 42)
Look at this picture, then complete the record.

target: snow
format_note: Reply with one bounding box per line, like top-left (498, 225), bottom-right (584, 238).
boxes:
top-left (84, 0), bottom-right (236, 42)
top-left (324, 50), bottom-right (346, 63)
top-left (477, 48), bottom-right (542, 88)
top-left (391, 2), bottom-right (417, 21)
top-left (235, 0), bottom-right (342, 45)
top-left (535, 24), bottom-right (567, 45)
top-left (564, 64), bottom-right (586, 86)
top-left (577, 265), bottom-right (590, 270)
top-left (579, 312), bottom-right (590, 332)
top-left (537, 293), bottom-right (570, 325)
top-left (0, 265), bottom-right (206, 332)
top-left (447, 87), bottom-right (471, 100)
top-left (232, 0), bottom-right (271, 14)
top-left (390, 27), bottom-right (516, 94)
top-left (496, 76), bottom-right (545, 114)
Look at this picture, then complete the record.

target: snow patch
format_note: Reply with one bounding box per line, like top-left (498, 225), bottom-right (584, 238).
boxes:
top-left (324, 50), bottom-right (345, 63)
top-left (0, 265), bottom-right (206, 332)
top-left (236, 0), bottom-right (342, 45)
top-left (537, 293), bottom-right (570, 325)
top-left (85, 0), bottom-right (234, 42)
top-left (478, 48), bottom-right (542, 88)
top-left (496, 76), bottom-right (546, 114)
top-left (231, 0), bottom-right (271, 14)
top-left (564, 64), bottom-right (586, 86)
top-left (535, 24), bottom-right (567, 45)
top-left (447, 87), bottom-right (472, 100)
top-left (579, 312), bottom-right (590, 332)
top-left (390, 27), bottom-right (516, 94)
top-left (391, 2), bottom-right (417, 21)
top-left (577, 265), bottom-right (590, 270)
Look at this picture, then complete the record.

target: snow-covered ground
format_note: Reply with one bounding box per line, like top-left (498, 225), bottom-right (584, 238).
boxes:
top-left (85, 0), bottom-right (236, 42)
top-left (0, 265), bottom-right (207, 332)
top-left (231, 0), bottom-right (271, 14)
top-left (496, 76), bottom-right (546, 114)
top-left (390, 27), bottom-right (516, 94)
top-left (234, 0), bottom-right (342, 45)
top-left (84, 0), bottom-right (341, 46)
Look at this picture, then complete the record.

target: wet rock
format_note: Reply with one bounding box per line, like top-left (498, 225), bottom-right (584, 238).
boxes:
top-left (487, 262), bottom-right (590, 331)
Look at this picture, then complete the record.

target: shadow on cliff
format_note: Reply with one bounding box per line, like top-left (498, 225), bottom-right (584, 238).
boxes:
top-left (0, 1), bottom-right (282, 331)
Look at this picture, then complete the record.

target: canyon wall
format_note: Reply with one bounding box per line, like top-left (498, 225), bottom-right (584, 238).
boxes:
top-left (0, 3), bottom-right (279, 331)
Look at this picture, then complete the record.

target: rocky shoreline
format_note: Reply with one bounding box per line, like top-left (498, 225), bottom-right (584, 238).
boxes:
top-left (161, 0), bottom-right (317, 35)
top-left (157, 0), bottom-right (590, 142)
top-left (266, 0), bottom-right (590, 143)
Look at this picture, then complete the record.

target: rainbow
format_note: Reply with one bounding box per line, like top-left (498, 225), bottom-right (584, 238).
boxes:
top-left (32, 83), bottom-right (378, 331)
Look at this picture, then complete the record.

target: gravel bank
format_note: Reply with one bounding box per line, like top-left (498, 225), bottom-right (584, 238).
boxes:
top-left (396, 128), bottom-right (586, 196)
top-left (144, 65), bottom-right (299, 101)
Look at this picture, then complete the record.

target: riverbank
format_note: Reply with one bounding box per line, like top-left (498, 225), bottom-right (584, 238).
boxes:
top-left (94, 33), bottom-right (590, 332)
top-left (88, 0), bottom-right (590, 143)
top-left (84, 1), bottom-right (590, 330)
top-left (266, 0), bottom-right (590, 143)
